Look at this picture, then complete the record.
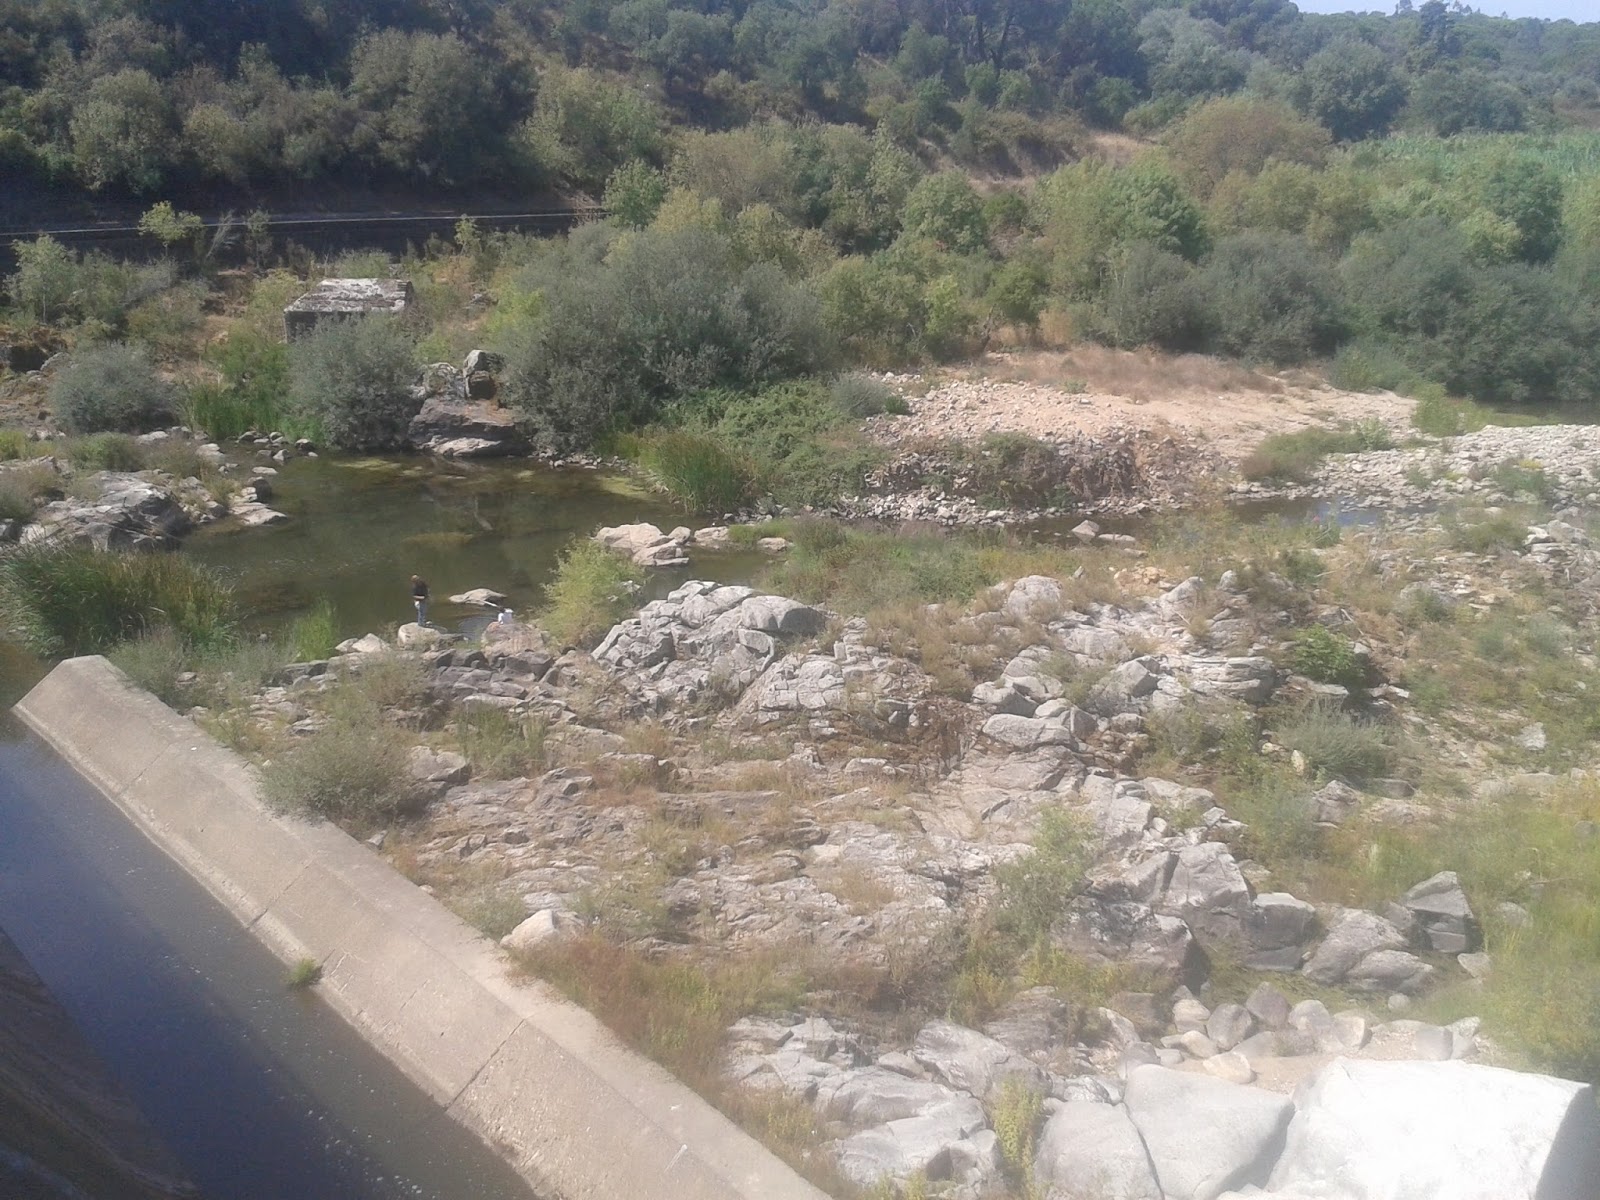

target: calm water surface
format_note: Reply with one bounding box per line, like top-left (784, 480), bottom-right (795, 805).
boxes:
top-left (0, 709), bottom-right (539, 1200)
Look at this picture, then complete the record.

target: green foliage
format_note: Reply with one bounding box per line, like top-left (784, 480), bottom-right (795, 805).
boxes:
top-left (538, 539), bottom-right (645, 648)
top-left (7, 235), bottom-right (77, 324)
top-left (288, 600), bottom-right (339, 662)
top-left (454, 708), bottom-right (549, 780)
top-left (1299, 38), bottom-right (1406, 142)
top-left (901, 172), bottom-right (989, 253)
top-left (0, 430), bottom-right (34, 462)
top-left (287, 316), bottom-right (419, 451)
top-left (604, 159), bottom-right (669, 227)
top-left (259, 705), bottom-right (416, 824)
top-left (828, 373), bottom-right (901, 418)
top-left (1447, 509), bottom-right (1529, 554)
top-left (1093, 241), bottom-right (1202, 350)
top-left (1288, 625), bottom-right (1365, 688)
top-left (1165, 96), bottom-right (1330, 201)
top-left (0, 462), bottom-right (55, 522)
top-left (285, 958), bottom-right (322, 989)
top-left (138, 201), bottom-right (203, 250)
top-left (62, 432), bottom-right (143, 471)
top-left (522, 68), bottom-right (665, 193)
top-left (1275, 704), bottom-right (1396, 781)
top-left (0, 545), bottom-right (237, 658)
top-left (1195, 232), bottom-right (1344, 363)
top-left (50, 344), bottom-right (173, 434)
top-left (499, 227), bottom-right (827, 452)
top-left (992, 810), bottom-right (1093, 947)
top-left (631, 428), bottom-right (756, 513)
top-left (1241, 421), bottom-right (1392, 483)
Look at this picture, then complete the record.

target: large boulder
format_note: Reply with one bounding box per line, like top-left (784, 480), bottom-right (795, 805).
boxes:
top-left (1162, 842), bottom-right (1253, 943)
top-left (1185, 657), bottom-right (1278, 704)
top-left (593, 523), bottom-right (689, 568)
top-left (1034, 1099), bottom-right (1161, 1200)
top-left (1302, 909), bottom-right (1406, 986)
top-left (406, 379), bottom-right (528, 457)
top-left (22, 474), bottom-right (192, 550)
top-left (816, 1067), bottom-right (965, 1127)
top-left (1247, 1059), bottom-right (1600, 1200)
top-left (831, 1096), bottom-right (996, 1189)
top-left (1122, 1065), bottom-right (1295, 1200)
top-left (910, 1020), bottom-right (1048, 1102)
top-left (1054, 900), bottom-right (1198, 982)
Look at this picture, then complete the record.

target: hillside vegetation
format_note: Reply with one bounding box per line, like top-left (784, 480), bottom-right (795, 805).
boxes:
top-left (4, 1), bottom-right (1600, 476)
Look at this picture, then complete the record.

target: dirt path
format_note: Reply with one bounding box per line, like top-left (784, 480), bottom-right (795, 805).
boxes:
top-left (868, 346), bottom-right (1414, 463)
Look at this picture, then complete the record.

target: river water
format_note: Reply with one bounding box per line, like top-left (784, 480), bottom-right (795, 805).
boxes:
top-left (0, 708), bottom-right (539, 1200)
top-left (185, 454), bottom-right (765, 637)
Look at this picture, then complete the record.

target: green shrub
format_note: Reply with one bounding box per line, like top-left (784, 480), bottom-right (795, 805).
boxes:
top-left (285, 957), bottom-right (323, 988)
top-left (1491, 459), bottom-right (1553, 501)
top-left (1288, 625), bottom-right (1366, 688)
top-left (829, 373), bottom-right (901, 419)
top-left (49, 343), bottom-right (173, 434)
top-left (1411, 386), bottom-right (1493, 437)
top-left (1092, 241), bottom-right (1202, 351)
top-left (63, 432), bottom-right (144, 472)
top-left (498, 226), bottom-right (828, 453)
top-left (1329, 338), bottom-right (1424, 393)
top-left (1276, 704), bottom-right (1396, 781)
top-left (1447, 509), bottom-right (1528, 554)
top-left (0, 430), bottom-right (29, 461)
top-left (288, 600), bottom-right (340, 662)
top-left (633, 428), bottom-right (755, 513)
top-left (0, 463), bottom-right (56, 522)
top-left (454, 708), bottom-right (548, 779)
top-left (260, 716), bottom-right (416, 824)
top-left (287, 316), bottom-right (420, 451)
top-left (0, 545), bottom-right (237, 657)
top-left (992, 811), bottom-right (1093, 947)
top-left (1194, 232), bottom-right (1345, 365)
top-left (538, 539), bottom-right (644, 647)
top-left (1240, 422), bottom-right (1391, 483)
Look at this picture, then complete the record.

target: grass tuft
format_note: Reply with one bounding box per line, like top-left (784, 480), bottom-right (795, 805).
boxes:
top-left (285, 957), bottom-right (323, 989)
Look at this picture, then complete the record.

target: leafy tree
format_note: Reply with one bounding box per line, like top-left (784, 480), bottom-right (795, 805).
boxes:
top-left (69, 68), bottom-right (173, 191)
top-left (498, 226), bottom-right (828, 451)
top-left (1408, 68), bottom-right (1526, 137)
top-left (1473, 155), bottom-right (1564, 264)
top-left (1138, 11), bottom-right (1252, 100)
top-left (287, 317), bottom-right (421, 451)
top-left (604, 159), bottom-right (669, 227)
top-left (138, 201), bottom-right (204, 253)
top-left (1299, 38), bottom-right (1406, 141)
top-left (7, 235), bottom-right (77, 324)
top-left (50, 343), bottom-right (173, 433)
top-left (521, 67), bottom-right (665, 193)
top-left (1093, 241), bottom-right (1202, 350)
top-left (901, 172), bottom-right (989, 253)
top-left (986, 258), bottom-right (1048, 330)
top-left (1164, 96), bottom-right (1329, 200)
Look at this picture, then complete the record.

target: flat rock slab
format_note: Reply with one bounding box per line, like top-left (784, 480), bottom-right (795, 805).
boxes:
top-left (1248, 1059), bottom-right (1600, 1200)
top-left (1034, 1099), bottom-right (1161, 1200)
top-left (1123, 1064), bottom-right (1294, 1200)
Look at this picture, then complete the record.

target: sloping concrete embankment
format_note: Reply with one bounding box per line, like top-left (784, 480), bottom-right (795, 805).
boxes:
top-left (16, 656), bottom-right (829, 1200)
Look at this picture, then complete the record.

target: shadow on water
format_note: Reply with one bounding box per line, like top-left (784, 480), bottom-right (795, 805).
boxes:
top-left (0, 709), bottom-right (539, 1200)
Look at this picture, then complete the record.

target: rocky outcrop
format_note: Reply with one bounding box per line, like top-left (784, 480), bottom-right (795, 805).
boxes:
top-left (406, 363), bottom-right (528, 458)
top-left (21, 473), bottom-right (196, 550)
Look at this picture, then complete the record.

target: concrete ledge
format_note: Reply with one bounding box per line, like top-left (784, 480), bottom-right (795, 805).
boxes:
top-left (17, 657), bottom-right (830, 1200)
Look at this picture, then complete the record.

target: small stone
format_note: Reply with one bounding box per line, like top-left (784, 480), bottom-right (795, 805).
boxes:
top-left (1203, 1051), bottom-right (1255, 1085)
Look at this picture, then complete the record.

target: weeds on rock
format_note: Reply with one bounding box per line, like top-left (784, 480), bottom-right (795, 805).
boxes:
top-left (454, 707), bottom-right (548, 779)
top-left (1274, 703), bottom-right (1396, 782)
top-left (285, 957), bottom-right (322, 989)
top-left (991, 1078), bottom-right (1045, 1200)
top-left (259, 710), bottom-right (416, 825)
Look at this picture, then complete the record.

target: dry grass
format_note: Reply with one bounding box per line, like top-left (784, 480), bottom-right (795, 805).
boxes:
top-left (975, 345), bottom-right (1280, 402)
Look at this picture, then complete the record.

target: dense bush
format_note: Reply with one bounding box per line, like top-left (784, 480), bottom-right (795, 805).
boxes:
top-left (259, 711), bottom-right (416, 824)
top-left (1195, 232), bottom-right (1344, 363)
top-left (538, 539), bottom-right (644, 648)
top-left (0, 545), bottom-right (237, 657)
top-left (498, 227), bottom-right (828, 452)
top-left (631, 428), bottom-right (756, 513)
top-left (286, 316), bottom-right (420, 451)
top-left (49, 344), bottom-right (173, 434)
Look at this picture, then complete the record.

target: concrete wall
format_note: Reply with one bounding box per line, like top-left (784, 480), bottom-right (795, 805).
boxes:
top-left (16, 656), bottom-right (830, 1200)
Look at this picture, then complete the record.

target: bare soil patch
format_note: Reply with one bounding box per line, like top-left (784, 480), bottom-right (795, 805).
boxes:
top-left (872, 347), bottom-right (1414, 464)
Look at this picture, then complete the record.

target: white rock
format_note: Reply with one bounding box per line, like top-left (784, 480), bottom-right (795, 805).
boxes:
top-left (1123, 1064), bottom-right (1294, 1200)
top-left (1034, 1099), bottom-right (1161, 1200)
top-left (1259, 1060), bottom-right (1600, 1200)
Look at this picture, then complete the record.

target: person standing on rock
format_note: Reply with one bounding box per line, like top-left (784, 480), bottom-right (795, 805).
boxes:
top-left (410, 574), bottom-right (430, 626)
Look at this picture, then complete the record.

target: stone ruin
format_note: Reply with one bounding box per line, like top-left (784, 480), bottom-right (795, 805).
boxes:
top-left (282, 278), bottom-right (413, 341)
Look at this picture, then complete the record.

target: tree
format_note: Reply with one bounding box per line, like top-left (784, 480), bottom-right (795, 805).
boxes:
top-left (1408, 68), bottom-right (1525, 137)
top-left (604, 159), bottom-right (668, 227)
top-left (1299, 38), bottom-right (1406, 141)
top-left (901, 172), bottom-right (989, 253)
top-left (1164, 96), bottom-right (1329, 200)
top-left (287, 317), bottom-right (421, 451)
top-left (1473, 154), bottom-right (1563, 264)
top-left (69, 68), bottom-right (173, 191)
top-left (7, 235), bottom-right (76, 324)
top-left (138, 201), bottom-right (204, 254)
